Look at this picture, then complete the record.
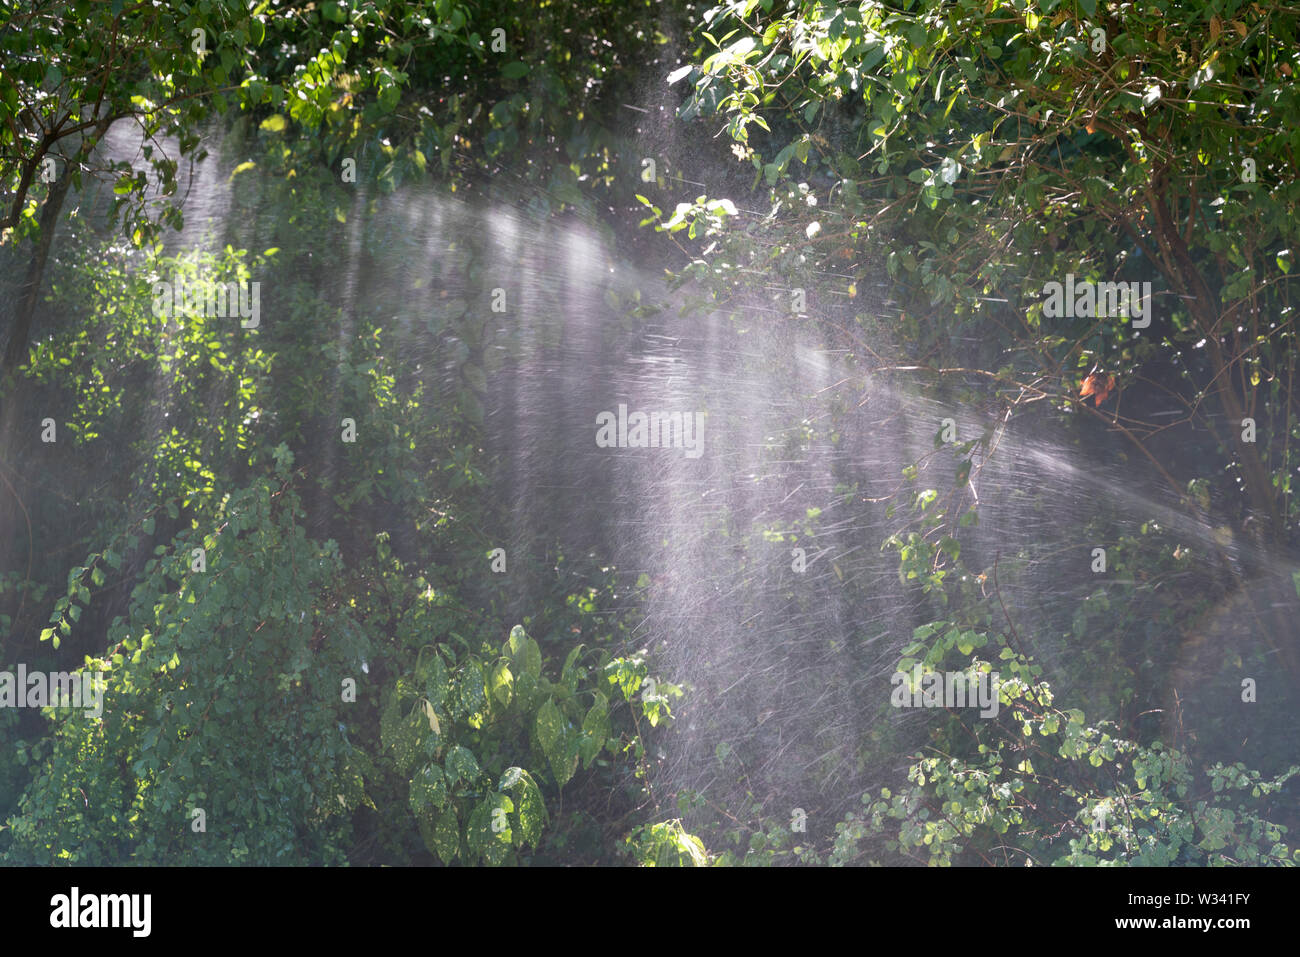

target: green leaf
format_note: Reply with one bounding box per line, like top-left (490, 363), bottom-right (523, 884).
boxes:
top-left (428, 806), bottom-right (459, 863)
top-left (579, 697), bottom-right (610, 767)
top-left (500, 767), bottom-right (547, 848)
top-left (490, 660), bottom-right (514, 705)
top-left (507, 625), bottom-right (542, 679)
top-left (513, 773), bottom-right (546, 847)
top-left (535, 697), bottom-right (578, 786)
top-left (456, 662), bottom-right (487, 718)
top-left (445, 744), bottom-right (479, 784)
top-left (466, 796), bottom-right (513, 864)
top-left (500, 766), bottom-right (523, 790)
top-left (409, 763), bottom-right (447, 814)
top-left (380, 692), bottom-right (425, 774)
top-left (536, 697), bottom-right (563, 755)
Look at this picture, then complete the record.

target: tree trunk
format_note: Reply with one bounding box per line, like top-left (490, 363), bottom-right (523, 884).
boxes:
top-left (1146, 176), bottom-right (1283, 540)
top-left (1146, 174), bottom-right (1298, 679)
top-left (1, 164), bottom-right (73, 379)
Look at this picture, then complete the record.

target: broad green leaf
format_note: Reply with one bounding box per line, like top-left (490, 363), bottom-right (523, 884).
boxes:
top-left (507, 625), bottom-right (542, 679)
top-left (445, 744), bottom-right (479, 784)
top-left (409, 763), bottom-right (447, 814)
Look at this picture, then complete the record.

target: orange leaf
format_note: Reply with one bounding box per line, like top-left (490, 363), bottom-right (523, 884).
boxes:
top-left (1080, 373), bottom-right (1115, 406)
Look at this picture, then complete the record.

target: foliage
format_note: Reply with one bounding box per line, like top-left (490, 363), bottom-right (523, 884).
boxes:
top-left (1, 0), bottom-right (676, 246)
top-left (5, 455), bottom-right (369, 863)
top-left (1, 97), bottom-right (692, 860)
top-left (671, 0), bottom-right (1300, 546)
top-left (3, 0), bottom-right (1296, 869)
top-left (622, 819), bottom-right (710, 866)
top-left (830, 640), bottom-right (1299, 866)
top-left (1, 438), bottom-right (685, 863)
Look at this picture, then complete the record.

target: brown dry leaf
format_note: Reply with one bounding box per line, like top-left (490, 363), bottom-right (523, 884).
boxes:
top-left (1209, 15), bottom-right (1222, 43)
top-left (1080, 373), bottom-right (1116, 406)
top-left (1233, 20), bottom-right (1248, 38)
